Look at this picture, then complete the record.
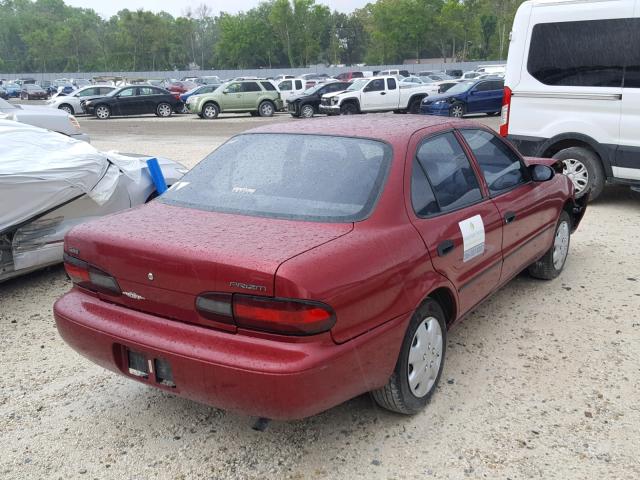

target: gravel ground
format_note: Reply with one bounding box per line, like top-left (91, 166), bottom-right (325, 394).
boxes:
top-left (1, 109), bottom-right (639, 479)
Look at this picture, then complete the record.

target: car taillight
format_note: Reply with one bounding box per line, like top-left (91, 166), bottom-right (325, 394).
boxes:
top-left (499, 86), bottom-right (512, 137)
top-left (195, 293), bottom-right (336, 336)
top-left (63, 253), bottom-right (121, 295)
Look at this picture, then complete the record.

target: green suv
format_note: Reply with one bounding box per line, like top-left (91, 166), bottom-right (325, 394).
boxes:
top-left (187, 80), bottom-right (283, 119)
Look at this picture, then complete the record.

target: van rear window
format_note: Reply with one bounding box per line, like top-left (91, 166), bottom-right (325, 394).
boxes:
top-left (527, 19), bottom-right (640, 88)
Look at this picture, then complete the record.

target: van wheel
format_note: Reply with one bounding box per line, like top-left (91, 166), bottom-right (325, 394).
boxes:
top-left (528, 211), bottom-right (571, 280)
top-left (371, 298), bottom-right (446, 414)
top-left (552, 147), bottom-right (604, 200)
top-left (449, 103), bottom-right (465, 118)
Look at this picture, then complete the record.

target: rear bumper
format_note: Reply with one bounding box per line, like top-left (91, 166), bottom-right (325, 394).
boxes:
top-left (54, 289), bottom-right (408, 420)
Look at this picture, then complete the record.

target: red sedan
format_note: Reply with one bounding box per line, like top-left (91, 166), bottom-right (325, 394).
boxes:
top-left (54, 115), bottom-right (587, 420)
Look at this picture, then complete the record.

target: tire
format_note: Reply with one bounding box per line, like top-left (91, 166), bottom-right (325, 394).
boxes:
top-left (552, 147), bottom-right (605, 200)
top-left (528, 211), bottom-right (571, 280)
top-left (300, 104), bottom-right (315, 118)
top-left (202, 102), bottom-right (219, 119)
top-left (156, 102), bottom-right (173, 117)
top-left (340, 102), bottom-right (359, 115)
top-left (449, 102), bottom-right (465, 118)
top-left (371, 298), bottom-right (446, 414)
top-left (250, 111), bottom-right (259, 117)
top-left (258, 100), bottom-right (275, 117)
top-left (408, 98), bottom-right (422, 114)
top-left (95, 105), bottom-right (111, 120)
top-left (59, 104), bottom-right (74, 115)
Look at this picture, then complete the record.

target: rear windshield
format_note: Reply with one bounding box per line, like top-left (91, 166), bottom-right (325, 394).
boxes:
top-left (161, 134), bottom-right (392, 222)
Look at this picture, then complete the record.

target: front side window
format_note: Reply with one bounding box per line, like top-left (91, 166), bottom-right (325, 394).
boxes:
top-left (295, 80), bottom-right (303, 90)
top-left (365, 79), bottom-right (385, 92)
top-left (226, 83), bottom-right (242, 93)
top-left (416, 132), bottom-right (482, 212)
top-left (527, 19), bottom-right (635, 87)
top-left (161, 134), bottom-right (392, 222)
top-left (279, 80), bottom-right (292, 91)
top-left (460, 129), bottom-right (527, 194)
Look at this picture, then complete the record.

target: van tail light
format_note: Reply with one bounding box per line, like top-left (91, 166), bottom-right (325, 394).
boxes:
top-left (195, 293), bottom-right (336, 336)
top-left (499, 86), bottom-right (512, 137)
top-left (63, 253), bottom-right (121, 295)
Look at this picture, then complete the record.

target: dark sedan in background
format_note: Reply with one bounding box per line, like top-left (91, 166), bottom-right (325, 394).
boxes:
top-left (420, 78), bottom-right (504, 118)
top-left (287, 81), bottom-right (352, 118)
top-left (83, 86), bottom-right (183, 119)
top-left (20, 84), bottom-right (49, 100)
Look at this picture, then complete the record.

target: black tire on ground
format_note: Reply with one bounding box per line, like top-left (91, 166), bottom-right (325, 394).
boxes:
top-left (552, 146), bottom-right (605, 200)
top-left (408, 98), bottom-right (422, 114)
top-left (59, 104), bottom-right (74, 115)
top-left (258, 100), bottom-right (275, 117)
top-left (202, 102), bottom-right (219, 119)
top-left (95, 104), bottom-right (111, 120)
top-left (340, 102), bottom-right (359, 115)
top-left (449, 102), bottom-right (465, 118)
top-left (528, 211), bottom-right (572, 280)
top-left (156, 102), bottom-right (173, 117)
top-left (371, 298), bottom-right (446, 414)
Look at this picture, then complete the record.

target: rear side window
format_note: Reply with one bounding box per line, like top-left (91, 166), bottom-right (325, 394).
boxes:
top-left (295, 80), bottom-right (303, 90)
top-left (242, 82), bottom-right (261, 92)
top-left (260, 81), bottom-right (276, 91)
top-left (460, 129), bottom-right (527, 194)
top-left (416, 133), bottom-right (482, 212)
top-left (411, 158), bottom-right (439, 217)
top-left (161, 134), bottom-right (392, 222)
top-left (527, 19), bottom-right (638, 87)
top-left (387, 78), bottom-right (397, 90)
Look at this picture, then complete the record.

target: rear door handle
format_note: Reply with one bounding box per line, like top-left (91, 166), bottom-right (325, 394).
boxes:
top-left (504, 211), bottom-right (516, 224)
top-left (437, 239), bottom-right (455, 257)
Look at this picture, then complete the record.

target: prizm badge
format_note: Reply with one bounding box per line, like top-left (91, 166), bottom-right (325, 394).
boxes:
top-left (229, 282), bottom-right (267, 292)
top-left (123, 291), bottom-right (146, 300)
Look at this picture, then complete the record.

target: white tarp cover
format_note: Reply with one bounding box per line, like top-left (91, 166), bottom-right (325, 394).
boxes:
top-left (0, 120), bottom-right (130, 232)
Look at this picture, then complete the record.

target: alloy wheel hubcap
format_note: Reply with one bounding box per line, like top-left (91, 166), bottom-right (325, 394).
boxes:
top-left (204, 106), bottom-right (216, 118)
top-left (553, 221), bottom-right (570, 270)
top-left (408, 317), bottom-right (443, 398)
top-left (452, 106), bottom-right (463, 117)
top-left (562, 159), bottom-right (589, 194)
top-left (261, 104), bottom-right (273, 115)
top-left (302, 106), bottom-right (314, 117)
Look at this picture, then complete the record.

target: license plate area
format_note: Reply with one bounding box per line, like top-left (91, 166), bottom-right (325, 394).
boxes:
top-left (122, 347), bottom-right (176, 389)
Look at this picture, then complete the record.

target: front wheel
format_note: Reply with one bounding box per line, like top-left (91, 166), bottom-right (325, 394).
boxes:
top-left (59, 104), bottom-right (74, 115)
top-left (449, 103), bottom-right (465, 118)
top-left (340, 102), bottom-right (359, 115)
top-left (408, 99), bottom-right (422, 114)
top-left (258, 100), bottom-right (275, 117)
top-left (371, 299), bottom-right (446, 414)
top-left (156, 102), bottom-right (173, 117)
top-left (95, 105), bottom-right (111, 120)
top-left (202, 102), bottom-right (219, 119)
top-left (528, 211), bottom-right (571, 280)
top-left (300, 104), bottom-right (315, 118)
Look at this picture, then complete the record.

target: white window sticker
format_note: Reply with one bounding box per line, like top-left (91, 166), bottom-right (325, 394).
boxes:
top-left (459, 215), bottom-right (485, 262)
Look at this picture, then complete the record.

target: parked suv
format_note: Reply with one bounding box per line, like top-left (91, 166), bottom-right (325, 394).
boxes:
top-left (501, 0), bottom-right (640, 199)
top-left (187, 80), bottom-right (283, 119)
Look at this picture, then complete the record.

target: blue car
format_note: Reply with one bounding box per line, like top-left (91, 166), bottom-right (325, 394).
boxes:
top-left (4, 83), bottom-right (22, 98)
top-left (420, 78), bottom-right (504, 118)
top-left (180, 84), bottom-right (220, 103)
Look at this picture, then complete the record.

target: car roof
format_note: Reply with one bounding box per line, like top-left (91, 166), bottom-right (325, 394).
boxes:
top-left (245, 114), bottom-right (482, 145)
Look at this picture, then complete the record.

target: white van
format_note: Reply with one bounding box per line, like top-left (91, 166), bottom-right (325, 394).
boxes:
top-left (501, 0), bottom-right (640, 199)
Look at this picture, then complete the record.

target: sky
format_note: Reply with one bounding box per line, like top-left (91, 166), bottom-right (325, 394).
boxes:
top-left (64, 0), bottom-right (369, 18)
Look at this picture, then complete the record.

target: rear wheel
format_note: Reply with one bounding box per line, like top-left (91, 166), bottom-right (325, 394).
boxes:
top-left (371, 298), bottom-right (446, 414)
top-left (449, 103), bottom-right (465, 118)
top-left (258, 100), bottom-right (275, 117)
top-left (156, 102), bottom-right (173, 117)
top-left (408, 98), bottom-right (422, 114)
top-left (528, 211), bottom-right (571, 280)
top-left (300, 104), bottom-right (315, 118)
top-left (95, 105), bottom-right (111, 120)
top-left (202, 102), bottom-right (219, 119)
top-left (552, 147), bottom-right (604, 200)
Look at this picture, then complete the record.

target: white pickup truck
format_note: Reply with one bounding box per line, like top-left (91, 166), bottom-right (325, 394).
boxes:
top-left (319, 76), bottom-right (438, 115)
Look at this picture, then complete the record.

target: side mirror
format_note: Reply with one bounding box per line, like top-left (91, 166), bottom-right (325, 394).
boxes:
top-left (530, 164), bottom-right (555, 182)
top-left (222, 89), bottom-right (229, 94)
